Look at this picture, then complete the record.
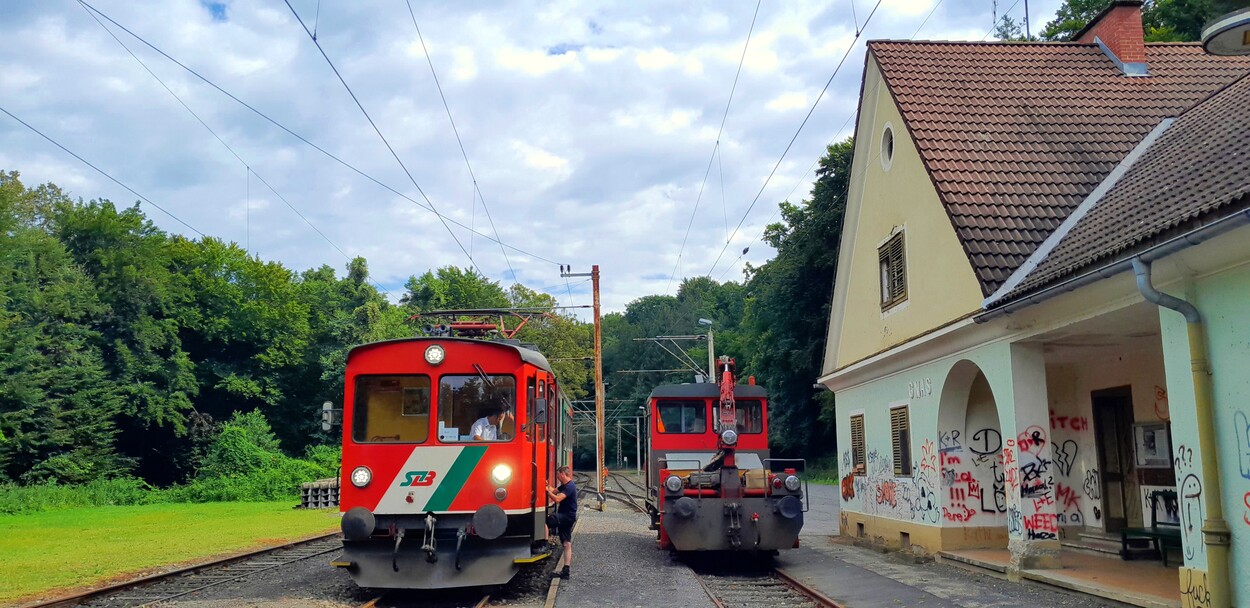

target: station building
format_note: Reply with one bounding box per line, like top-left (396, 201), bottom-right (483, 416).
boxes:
top-left (816, 2), bottom-right (1250, 605)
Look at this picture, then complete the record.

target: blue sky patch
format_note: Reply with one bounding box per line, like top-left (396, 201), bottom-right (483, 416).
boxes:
top-left (200, 0), bottom-right (227, 22)
top-left (547, 43), bottom-right (583, 56)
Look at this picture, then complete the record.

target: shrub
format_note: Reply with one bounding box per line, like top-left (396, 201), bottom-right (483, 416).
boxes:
top-left (0, 477), bottom-right (160, 515)
top-left (197, 410), bottom-right (284, 479)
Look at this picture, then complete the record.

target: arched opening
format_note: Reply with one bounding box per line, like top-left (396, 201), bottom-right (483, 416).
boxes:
top-left (936, 360), bottom-right (1007, 548)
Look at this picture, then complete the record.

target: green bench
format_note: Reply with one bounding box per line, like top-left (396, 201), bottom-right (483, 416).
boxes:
top-left (1120, 490), bottom-right (1182, 566)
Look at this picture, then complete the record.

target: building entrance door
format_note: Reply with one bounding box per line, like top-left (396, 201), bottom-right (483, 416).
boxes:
top-left (1092, 387), bottom-right (1134, 532)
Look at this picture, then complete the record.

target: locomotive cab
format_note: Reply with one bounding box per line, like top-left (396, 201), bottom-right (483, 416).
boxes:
top-left (333, 336), bottom-right (572, 589)
top-left (644, 358), bottom-right (805, 553)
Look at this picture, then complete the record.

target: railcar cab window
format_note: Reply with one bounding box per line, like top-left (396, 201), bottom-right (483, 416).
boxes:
top-left (438, 375), bottom-right (517, 442)
top-left (735, 400), bottom-right (764, 434)
top-left (657, 400), bottom-right (707, 433)
top-left (352, 375), bottom-right (431, 443)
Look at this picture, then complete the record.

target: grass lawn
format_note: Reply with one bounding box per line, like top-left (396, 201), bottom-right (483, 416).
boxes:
top-left (0, 501), bottom-right (339, 605)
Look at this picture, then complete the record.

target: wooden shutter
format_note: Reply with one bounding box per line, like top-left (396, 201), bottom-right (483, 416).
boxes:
top-left (850, 414), bottom-right (866, 475)
top-left (891, 406), bottom-right (912, 476)
top-left (878, 232), bottom-right (907, 309)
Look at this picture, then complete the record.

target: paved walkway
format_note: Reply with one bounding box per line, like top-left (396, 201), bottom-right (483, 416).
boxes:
top-left (552, 504), bottom-right (710, 608)
top-left (554, 482), bottom-right (1129, 608)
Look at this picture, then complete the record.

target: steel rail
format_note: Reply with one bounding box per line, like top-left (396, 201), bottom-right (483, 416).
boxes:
top-left (691, 564), bottom-right (842, 608)
top-left (22, 531), bottom-right (341, 608)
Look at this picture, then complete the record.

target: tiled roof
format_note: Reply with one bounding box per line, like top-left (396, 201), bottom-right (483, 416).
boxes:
top-left (994, 73), bottom-right (1250, 302)
top-left (870, 41), bottom-right (1250, 295)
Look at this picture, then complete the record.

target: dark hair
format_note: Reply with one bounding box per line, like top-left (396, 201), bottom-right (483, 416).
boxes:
top-left (485, 398), bottom-right (507, 417)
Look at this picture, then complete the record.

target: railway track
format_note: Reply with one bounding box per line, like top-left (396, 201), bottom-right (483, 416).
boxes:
top-left (693, 566), bottom-right (840, 608)
top-left (574, 472), bottom-right (646, 513)
top-left (28, 533), bottom-right (342, 608)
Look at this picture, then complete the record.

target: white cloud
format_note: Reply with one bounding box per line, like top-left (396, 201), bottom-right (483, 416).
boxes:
top-left (511, 140), bottom-right (572, 180)
top-left (0, 0), bottom-right (1052, 313)
top-left (495, 47), bottom-right (581, 76)
top-left (766, 91), bottom-right (809, 111)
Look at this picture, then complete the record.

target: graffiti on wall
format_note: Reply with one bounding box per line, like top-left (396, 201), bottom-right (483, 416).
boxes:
top-left (1049, 410), bottom-right (1089, 432)
top-left (1053, 440), bottom-right (1078, 477)
top-left (968, 428), bottom-right (1001, 456)
top-left (938, 428), bottom-right (1006, 523)
top-left (1154, 385), bottom-right (1170, 422)
top-left (844, 443), bottom-right (940, 525)
top-left (1055, 483), bottom-right (1083, 525)
top-left (1180, 472), bottom-right (1204, 560)
top-left (1180, 568), bottom-right (1212, 608)
top-left (1236, 411), bottom-right (1250, 480)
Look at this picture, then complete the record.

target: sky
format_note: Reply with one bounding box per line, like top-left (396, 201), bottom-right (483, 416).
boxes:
top-left (0, 0), bottom-right (1065, 315)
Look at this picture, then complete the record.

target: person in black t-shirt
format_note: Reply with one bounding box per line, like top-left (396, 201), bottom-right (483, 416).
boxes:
top-left (545, 465), bottom-right (577, 579)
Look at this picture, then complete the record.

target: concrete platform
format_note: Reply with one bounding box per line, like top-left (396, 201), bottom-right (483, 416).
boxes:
top-left (940, 547), bottom-right (1181, 608)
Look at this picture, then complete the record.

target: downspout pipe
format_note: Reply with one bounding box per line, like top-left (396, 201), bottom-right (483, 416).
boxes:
top-left (1132, 256), bottom-right (1232, 607)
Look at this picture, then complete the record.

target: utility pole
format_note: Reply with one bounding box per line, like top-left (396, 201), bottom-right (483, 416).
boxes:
top-left (561, 264), bottom-right (603, 508)
top-left (698, 318), bottom-right (715, 381)
top-left (616, 420), bottom-right (622, 468)
top-left (1024, 0), bottom-right (1030, 39)
top-left (635, 416), bottom-right (641, 473)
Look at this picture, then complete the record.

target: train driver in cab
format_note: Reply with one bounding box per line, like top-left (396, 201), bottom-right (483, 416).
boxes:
top-left (471, 399), bottom-right (513, 441)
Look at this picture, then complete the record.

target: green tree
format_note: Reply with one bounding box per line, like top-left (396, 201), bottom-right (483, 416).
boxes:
top-left (401, 266), bottom-right (509, 312)
top-left (1041, 0), bottom-right (1242, 41)
top-left (0, 172), bottom-right (129, 483)
top-left (741, 139), bottom-right (854, 456)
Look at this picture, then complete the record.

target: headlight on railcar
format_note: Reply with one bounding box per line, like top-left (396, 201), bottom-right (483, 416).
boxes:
top-left (784, 475), bottom-right (801, 492)
top-left (720, 429), bottom-right (738, 446)
top-left (664, 475), bottom-right (683, 493)
top-left (350, 466), bottom-right (372, 488)
top-left (424, 344), bottom-right (446, 365)
top-left (492, 463), bottom-right (513, 484)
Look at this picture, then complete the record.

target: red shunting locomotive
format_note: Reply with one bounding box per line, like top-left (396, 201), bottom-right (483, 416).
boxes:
top-left (331, 321), bottom-right (573, 589)
top-left (644, 356), bottom-right (805, 552)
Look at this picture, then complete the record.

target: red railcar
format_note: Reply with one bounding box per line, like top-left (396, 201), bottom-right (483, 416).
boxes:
top-left (332, 334), bottom-right (572, 589)
top-left (643, 356), bottom-right (805, 552)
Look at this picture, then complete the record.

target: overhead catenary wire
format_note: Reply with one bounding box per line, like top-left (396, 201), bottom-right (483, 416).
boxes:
top-left (0, 104), bottom-right (204, 237)
top-left (404, 0), bottom-right (517, 285)
top-left (666, 0), bottom-right (763, 295)
top-left (76, 0), bottom-right (394, 296)
top-left (715, 0), bottom-right (945, 282)
top-left (72, 1), bottom-right (560, 268)
top-left (706, 0), bottom-right (885, 279)
top-left (281, 0), bottom-right (481, 278)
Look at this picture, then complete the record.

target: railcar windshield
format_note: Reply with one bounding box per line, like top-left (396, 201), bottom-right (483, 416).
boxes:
top-left (736, 399), bottom-right (764, 434)
top-left (656, 400), bottom-right (707, 433)
top-left (352, 375), bottom-right (431, 443)
top-left (437, 374), bottom-right (517, 442)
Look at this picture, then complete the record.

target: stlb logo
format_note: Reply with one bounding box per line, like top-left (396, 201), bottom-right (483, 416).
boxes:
top-left (400, 471), bottom-right (438, 487)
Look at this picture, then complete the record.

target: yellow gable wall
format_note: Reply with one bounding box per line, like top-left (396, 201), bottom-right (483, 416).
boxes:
top-left (824, 57), bottom-right (985, 372)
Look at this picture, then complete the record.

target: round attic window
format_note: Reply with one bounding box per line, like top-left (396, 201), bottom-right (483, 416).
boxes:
top-left (881, 123), bottom-right (895, 171)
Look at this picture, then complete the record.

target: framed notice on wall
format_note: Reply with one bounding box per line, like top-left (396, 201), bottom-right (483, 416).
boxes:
top-left (1133, 422), bottom-right (1171, 469)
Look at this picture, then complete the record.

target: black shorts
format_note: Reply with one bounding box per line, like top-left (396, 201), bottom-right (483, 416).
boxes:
top-left (547, 513), bottom-right (575, 543)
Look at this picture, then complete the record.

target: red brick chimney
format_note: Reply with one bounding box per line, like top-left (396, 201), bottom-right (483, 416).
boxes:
top-left (1073, 0), bottom-right (1148, 74)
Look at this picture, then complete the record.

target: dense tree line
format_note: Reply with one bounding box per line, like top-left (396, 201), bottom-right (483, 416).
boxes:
top-left (0, 137), bottom-right (850, 487)
top-left (0, 170), bottom-right (587, 487)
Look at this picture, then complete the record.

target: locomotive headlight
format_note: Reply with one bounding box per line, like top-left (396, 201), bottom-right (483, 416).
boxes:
top-left (784, 475), bottom-right (801, 492)
top-left (424, 344), bottom-right (446, 365)
top-left (664, 475), bottom-right (683, 493)
top-left (491, 464), bottom-right (513, 484)
top-left (720, 429), bottom-right (738, 446)
top-left (350, 466), bottom-right (372, 488)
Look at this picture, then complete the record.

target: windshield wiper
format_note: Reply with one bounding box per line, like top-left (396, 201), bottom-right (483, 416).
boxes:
top-left (472, 364), bottom-right (497, 392)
